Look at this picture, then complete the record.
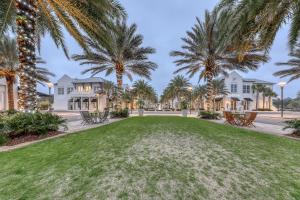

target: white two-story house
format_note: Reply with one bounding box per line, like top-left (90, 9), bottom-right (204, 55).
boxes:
top-left (215, 71), bottom-right (276, 111)
top-left (53, 75), bottom-right (107, 111)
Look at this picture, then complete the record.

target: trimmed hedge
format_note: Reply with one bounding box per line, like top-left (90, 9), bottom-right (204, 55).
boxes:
top-left (110, 108), bottom-right (129, 118)
top-left (199, 111), bottom-right (220, 120)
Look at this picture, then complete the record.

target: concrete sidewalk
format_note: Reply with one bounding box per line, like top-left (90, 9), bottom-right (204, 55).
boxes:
top-left (210, 119), bottom-right (298, 139)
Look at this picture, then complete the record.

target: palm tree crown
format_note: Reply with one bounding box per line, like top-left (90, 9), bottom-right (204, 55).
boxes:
top-left (73, 20), bottom-right (157, 110)
top-left (274, 45), bottom-right (300, 83)
top-left (219, 0), bottom-right (300, 49)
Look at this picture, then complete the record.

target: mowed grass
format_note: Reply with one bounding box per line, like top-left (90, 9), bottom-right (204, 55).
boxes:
top-left (0, 117), bottom-right (300, 200)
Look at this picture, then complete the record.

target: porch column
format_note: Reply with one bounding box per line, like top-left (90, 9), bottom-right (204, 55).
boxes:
top-left (72, 98), bottom-right (75, 110)
top-left (80, 97), bottom-right (83, 110)
top-left (88, 97), bottom-right (91, 111)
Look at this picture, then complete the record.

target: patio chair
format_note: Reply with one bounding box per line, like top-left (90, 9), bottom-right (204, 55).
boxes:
top-left (223, 111), bottom-right (238, 126)
top-left (241, 112), bottom-right (257, 127)
top-left (80, 111), bottom-right (95, 125)
top-left (99, 109), bottom-right (109, 123)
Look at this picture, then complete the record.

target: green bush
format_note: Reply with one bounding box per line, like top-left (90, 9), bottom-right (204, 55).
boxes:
top-left (199, 111), bottom-right (220, 120)
top-left (110, 108), bottom-right (129, 118)
top-left (1, 112), bottom-right (67, 137)
top-left (180, 101), bottom-right (188, 110)
top-left (284, 120), bottom-right (300, 135)
top-left (0, 134), bottom-right (8, 145)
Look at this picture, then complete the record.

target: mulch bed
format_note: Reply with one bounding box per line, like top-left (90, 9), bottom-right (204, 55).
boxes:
top-left (4, 131), bottom-right (64, 146)
top-left (286, 133), bottom-right (300, 139)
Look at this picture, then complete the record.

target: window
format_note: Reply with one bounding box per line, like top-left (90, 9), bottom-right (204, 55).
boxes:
top-left (243, 85), bottom-right (250, 93)
top-left (77, 85), bottom-right (83, 92)
top-left (94, 86), bottom-right (101, 93)
top-left (67, 87), bottom-right (73, 94)
top-left (84, 85), bottom-right (91, 92)
top-left (231, 84), bottom-right (237, 93)
top-left (58, 88), bottom-right (64, 95)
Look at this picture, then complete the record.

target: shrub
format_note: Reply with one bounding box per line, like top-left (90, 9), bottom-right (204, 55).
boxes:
top-left (180, 101), bottom-right (188, 110)
top-left (1, 112), bottom-right (67, 137)
top-left (199, 111), bottom-right (220, 120)
top-left (110, 108), bottom-right (129, 118)
top-left (0, 134), bottom-right (8, 145)
top-left (284, 120), bottom-right (300, 136)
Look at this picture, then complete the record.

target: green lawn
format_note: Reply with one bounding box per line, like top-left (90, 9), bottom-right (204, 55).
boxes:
top-left (1, 117), bottom-right (300, 200)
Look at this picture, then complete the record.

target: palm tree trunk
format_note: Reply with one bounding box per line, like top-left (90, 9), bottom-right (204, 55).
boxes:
top-left (206, 72), bottom-right (213, 112)
top-left (6, 76), bottom-right (15, 110)
top-left (16, 0), bottom-right (38, 111)
top-left (268, 96), bottom-right (272, 110)
top-left (116, 72), bottom-right (123, 111)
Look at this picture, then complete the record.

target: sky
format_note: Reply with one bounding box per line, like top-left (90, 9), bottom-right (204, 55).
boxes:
top-left (38, 0), bottom-right (298, 98)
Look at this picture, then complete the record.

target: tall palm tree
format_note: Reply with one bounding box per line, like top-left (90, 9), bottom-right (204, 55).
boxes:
top-left (160, 85), bottom-right (176, 109)
top-left (264, 88), bottom-right (277, 110)
top-left (211, 79), bottom-right (229, 111)
top-left (192, 85), bottom-right (207, 110)
top-left (73, 20), bottom-right (157, 110)
top-left (0, 0), bottom-right (124, 111)
top-left (0, 35), bottom-right (54, 110)
top-left (252, 84), bottom-right (265, 110)
top-left (168, 75), bottom-right (191, 109)
top-left (170, 10), bottom-right (268, 111)
top-left (132, 80), bottom-right (157, 105)
top-left (274, 45), bottom-right (300, 83)
top-left (219, 0), bottom-right (300, 50)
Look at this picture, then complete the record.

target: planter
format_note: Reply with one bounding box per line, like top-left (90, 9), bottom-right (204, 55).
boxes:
top-left (138, 109), bottom-right (144, 116)
top-left (182, 109), bottom-right (188, 117)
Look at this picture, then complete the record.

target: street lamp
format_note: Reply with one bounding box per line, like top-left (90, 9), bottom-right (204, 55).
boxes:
top-left (278, 81), bottom-right (287, 118)
top-left (187, 86), bottom-right (193, 114)
top-left (46, 82), bottom-right (54, 111)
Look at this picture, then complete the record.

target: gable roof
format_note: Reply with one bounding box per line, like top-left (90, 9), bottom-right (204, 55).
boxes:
top-left (72, 77), bottom-right (106, 83)
top-left (242, 78), bottom-right (275, 85)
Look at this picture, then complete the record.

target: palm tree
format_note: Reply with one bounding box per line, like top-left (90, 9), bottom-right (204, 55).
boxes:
top-left (73, 20), bottom-right (157, 110)
top-left (0, 0), bottom-right (124, 111)
top-left (274, 45), bottom-right (300, 83)
top-left (103, 80), bottom-right (116, 110)
top-left (0, 35), bottom-right (54, 110)
top-left (211, 79), bottom-right (229, 111)
top-left (160, 86), bottom-right (176, 110)
top-left (219, 0), bottom-right (300, 50)
top-left (168, 75), bottom-right (191, 109)
top-left (192, 85), bottom-right (207, 110)
top-left (122, 89), bottom-right (135, 112)
top-left (264, 88), bottom-right (277, 110)
top-left (170, 10), bottom-right (268, 111)
top-left (132, 80), bottom-right (157, 109)
top-left (252, 84), bottom-right (265, 110)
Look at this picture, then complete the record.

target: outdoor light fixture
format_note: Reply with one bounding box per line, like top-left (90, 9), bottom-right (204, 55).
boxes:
top-left (278, 81), bottom-right (287, 118)
top-left (46, 82), bottom-right (54, 95)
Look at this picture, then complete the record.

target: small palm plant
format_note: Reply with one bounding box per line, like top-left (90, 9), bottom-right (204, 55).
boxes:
top-left (284, 120), bottom-right (300, 136)
top-left (73, 20), bottom-right (157, 110)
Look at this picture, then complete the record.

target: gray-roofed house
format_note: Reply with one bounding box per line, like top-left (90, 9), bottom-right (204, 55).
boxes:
top-left (53, 75), bottom-right (108, 111)
top-left (214, 71), bottom-right (276, 111)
